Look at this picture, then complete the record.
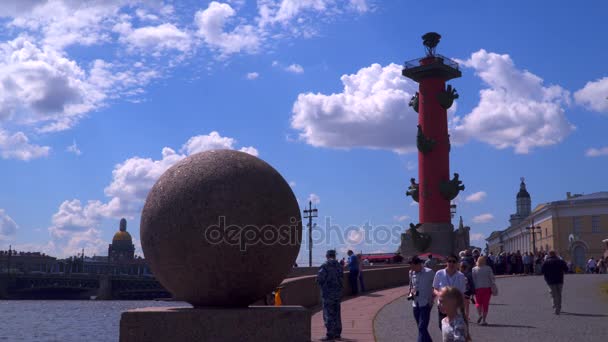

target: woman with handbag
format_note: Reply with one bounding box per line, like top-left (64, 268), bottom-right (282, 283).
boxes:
top-left (472, 256), bottom-right (496, 325)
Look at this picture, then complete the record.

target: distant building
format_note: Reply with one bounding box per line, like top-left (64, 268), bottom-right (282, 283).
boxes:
top-left (487, 180), bottom-right (608, 269)
top-left (85, 218), bottom-right (150, 275)
top-left (0, 219), bottom-right (150, 276)
top-left (0, 251), bottom-right (57, 273)
top-left (108, 218), bottom-right (135, 262)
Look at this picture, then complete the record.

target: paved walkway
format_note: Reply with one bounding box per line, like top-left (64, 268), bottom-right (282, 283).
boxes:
top-left (311, 287), bottom-right (406, 341)
top-left (374, 274), bottom-right (608, 342)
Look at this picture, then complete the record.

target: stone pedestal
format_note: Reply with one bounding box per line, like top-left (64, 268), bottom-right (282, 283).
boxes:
top-left (119, 305), bottom-right (310, 342)
top-left (419, 223), bottom-right (454, 257)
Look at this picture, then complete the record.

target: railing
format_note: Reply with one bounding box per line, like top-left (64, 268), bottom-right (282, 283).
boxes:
top-left (404, 54), bottom-right (459, 71)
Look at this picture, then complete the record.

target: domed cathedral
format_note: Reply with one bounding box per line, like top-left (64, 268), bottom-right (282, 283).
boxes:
top-left (509, 177), bottom-right (532, 227)
top-left (108, 218), bottom-right (135, 262)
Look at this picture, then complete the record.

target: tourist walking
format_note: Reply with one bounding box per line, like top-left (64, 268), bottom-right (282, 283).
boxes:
top-left (317, 249), bottom-right (343, 340)
top-left (459, 262), bottom-right (474, 322)
top-left (347, 250), bottom-right (359, 296)
top-left (460, 250), bottom-right (474, 268)
top-left (472, 256), bottom-right (495, 325)
top-left (357, 253), bottom-right (366, 293)
top-left (586, 257), bottom-right (597, 274)
top-left (425, 254), bottom-right (438, 269)
top-left (438, 287), bottom-right (471, 342)
top-left (408, 256), bottom-right (435, 342)
top-left (541, 250), bottom-right (568, 315)
top-left (433, 254), bottom-right (467, 330)
top-left (598, 257), bottom-right (607, 274)
top-left (523, 252), bottom-right (532, 275)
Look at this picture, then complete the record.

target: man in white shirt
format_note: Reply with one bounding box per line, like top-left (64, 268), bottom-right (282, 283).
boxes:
top-left (433, 254), bottom-right (468, 330)
top-left (408, 256), bottom-right (435, 342)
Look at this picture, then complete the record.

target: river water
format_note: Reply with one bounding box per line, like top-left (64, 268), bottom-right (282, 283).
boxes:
top-left (0, 300), bottom-right (191, 341)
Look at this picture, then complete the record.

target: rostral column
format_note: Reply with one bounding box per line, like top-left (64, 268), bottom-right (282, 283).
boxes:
top-left (403, 32), bottom-right (465, 257)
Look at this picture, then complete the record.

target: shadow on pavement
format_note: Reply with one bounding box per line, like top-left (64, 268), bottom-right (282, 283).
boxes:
top-left (489, 303), bottom-right (508, 306)
top-left (484, 323), bottom-right (536, 329)
top-left (560, 311), bottom-right (608, 317)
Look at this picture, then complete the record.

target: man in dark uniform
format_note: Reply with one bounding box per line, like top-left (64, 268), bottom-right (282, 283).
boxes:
top-left (317, 249), bottom-right (343, 340)
top-left (541, 250), bottom-right (569, 315)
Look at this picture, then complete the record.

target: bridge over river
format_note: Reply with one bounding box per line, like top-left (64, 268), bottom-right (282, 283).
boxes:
top-left (0, 273), bottom-right (170, 300)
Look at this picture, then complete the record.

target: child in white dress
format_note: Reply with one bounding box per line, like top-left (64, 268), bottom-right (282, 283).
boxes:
top-left (438, 286), bottom-right (471, 342)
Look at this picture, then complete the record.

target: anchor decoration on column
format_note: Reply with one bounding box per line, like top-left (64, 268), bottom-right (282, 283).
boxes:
top-left (405, 178), bottom-right (419, 202)
top-left (440, 173), bottom-right (465, 201)
top-left (408, 223), bottom-right (432, 252)
top-left (437, 84), bottom-right (459, 109)
top-left (409, 92), bottom-right (419, 113)
top-left (416, 124), bottom-right (436, 154)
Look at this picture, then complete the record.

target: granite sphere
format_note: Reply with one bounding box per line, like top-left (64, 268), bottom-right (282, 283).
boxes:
top-left (140, 150), bottom-right (302, 307)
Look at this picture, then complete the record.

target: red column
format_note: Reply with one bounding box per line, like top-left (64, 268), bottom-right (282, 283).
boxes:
top-left (418, 64), bottom-right (451, 223)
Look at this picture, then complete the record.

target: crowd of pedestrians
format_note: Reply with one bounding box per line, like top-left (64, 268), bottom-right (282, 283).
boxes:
top-left (407, 251), bottom-right (498, 342)
top-left (586, 256), bottom-right (608, 274)
top-left (317, 247), bottom-right (592, 341)
top-left (487, 250), bottom-right (547, 275)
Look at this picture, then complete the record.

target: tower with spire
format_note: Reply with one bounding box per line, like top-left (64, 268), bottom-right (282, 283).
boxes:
top-left (510, 178), bottom-right (532, 226)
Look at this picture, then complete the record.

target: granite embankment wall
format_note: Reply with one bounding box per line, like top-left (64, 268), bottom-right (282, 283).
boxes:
top-left (275, 265), bottom-right (410, 308)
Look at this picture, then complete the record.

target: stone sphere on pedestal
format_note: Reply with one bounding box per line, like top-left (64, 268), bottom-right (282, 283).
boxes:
top-left (140, 149), bottom-right (302, 307)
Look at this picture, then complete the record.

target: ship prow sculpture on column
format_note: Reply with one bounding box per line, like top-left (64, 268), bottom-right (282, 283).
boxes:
top-left (119, 150), bottom-right (309, 342)
top-left (400, 32), bottom-right (470, 258)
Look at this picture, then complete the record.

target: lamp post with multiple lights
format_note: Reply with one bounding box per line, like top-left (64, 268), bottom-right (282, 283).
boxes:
top-left (303, 201), bottom-right (318, 267)
top-left (526, 220), bottom-right (541, 253)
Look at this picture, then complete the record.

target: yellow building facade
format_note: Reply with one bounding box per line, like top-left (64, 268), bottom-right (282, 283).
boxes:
top-left (487, 189), bottom-right (608, 270)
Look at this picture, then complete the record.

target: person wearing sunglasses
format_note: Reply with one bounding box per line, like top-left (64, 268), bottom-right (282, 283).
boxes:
top-left (433, 254), bottom-right (468, 330)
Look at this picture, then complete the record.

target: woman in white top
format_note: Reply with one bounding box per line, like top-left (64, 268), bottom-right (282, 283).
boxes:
top-left (472, 256), bottom-right (495, 325)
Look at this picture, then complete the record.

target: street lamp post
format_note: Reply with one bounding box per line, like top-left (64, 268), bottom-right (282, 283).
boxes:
top-left (526, 221), bottom-right (541, 253)
top-left (303, 201), bottom-right (318, 267)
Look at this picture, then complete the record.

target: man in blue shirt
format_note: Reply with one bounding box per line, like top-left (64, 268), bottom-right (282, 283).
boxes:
top-left (347, 250), bottom-right (359, 296)
top-left (409, 255), bottom-right (435, 342)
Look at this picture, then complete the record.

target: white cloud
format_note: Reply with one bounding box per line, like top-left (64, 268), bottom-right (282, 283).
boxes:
top-left (0, 37), bottom-right (90, 125)
top-left (246, 72), bottom-right (260, 80)
top-left (406, 160), bottom-right (416, 171)
top-left (470, 232), bottom-right (486, 243)
top-left (465, 191), bottom-right (486, 203)
top-left (472, 213), bottom-right (494, 224)
top-left (0, 36), bottom-right (160, 157)
top-left (410, 201), bottom-right (418, 207)
top-left (0, 1), bottom-right (371, 159)
top-left (586, 146), bottom-right (608, 157)
top-left (285, 63), bottom-right (304, 74)
top-left (291, 63), bottom-right (418, 153)
top-left (195, 2), bottom-right (260, 56)
top-left (8, 1), bottom-right (128, 49)
top-left (289, 181), bottom-right (297, 187)
top-left (0, 129), bottom-right (50, 161)
top-left (47, 131), bottom-right (257, 256)
top-left (0, 209), bottom-right (18, 240)
top-left (308, 193), bottom-right (320, 204)
top-left (258, 0), bottom-right (369, 26)
top-left (66, 140), bottom-right (81, 155)
top-left (118, 23), bottom-right (192, 54)
top-left (453, 49), bottom-right (574, 154)
top-left (393, 215), bottom-right (410, 222)
top-left (574, 77), bottom-right (608, 113)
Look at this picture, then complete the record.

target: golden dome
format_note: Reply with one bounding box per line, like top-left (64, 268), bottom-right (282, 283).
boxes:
top-left (113, 231), bottom-right (132, 242)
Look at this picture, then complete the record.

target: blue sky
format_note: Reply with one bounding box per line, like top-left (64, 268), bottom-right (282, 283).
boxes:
top-left (0, 1), bottom-right (607, 265)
